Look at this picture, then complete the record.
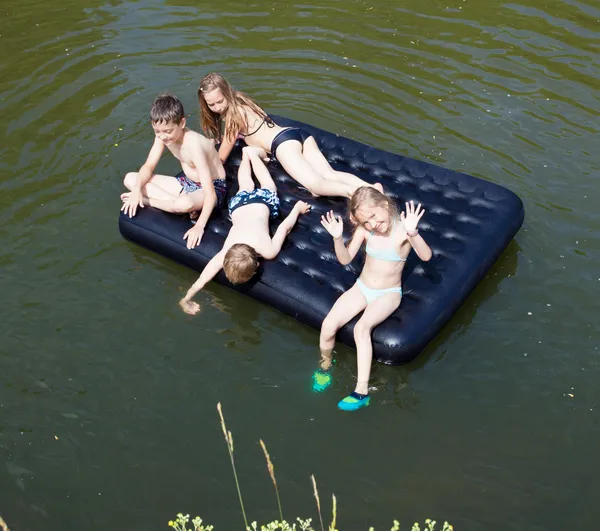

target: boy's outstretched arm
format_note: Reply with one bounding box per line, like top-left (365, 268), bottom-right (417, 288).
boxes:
top-left (262, 201), bottom-right (311, 260)
top-left (179, 250), bottom-right (225, 314)
top-left (121, 137), bottom-right (164, 217)
top-left (183, 148), bottom-right (218, 249)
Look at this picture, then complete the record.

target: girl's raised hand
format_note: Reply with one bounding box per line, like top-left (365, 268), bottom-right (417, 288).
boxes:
top-left (400, 200), bottom-right (425, 234)
top-left (320, 210), bottom-right (344, 239)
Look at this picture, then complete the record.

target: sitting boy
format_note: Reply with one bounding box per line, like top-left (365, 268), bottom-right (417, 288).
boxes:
top-left (121, 93), bottom-right (227, 249)
top-left (179, 147), bottom-right (310, 314)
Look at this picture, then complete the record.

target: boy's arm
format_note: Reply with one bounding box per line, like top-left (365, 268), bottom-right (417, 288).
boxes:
top-left (261, 201), bottom-right (311, 260)
top-left (179, 251), bottom-right (225, 314)
top-left (121, 137), bottom-right (165, 217)
top-left (183, 148), bottom-right (218, 249)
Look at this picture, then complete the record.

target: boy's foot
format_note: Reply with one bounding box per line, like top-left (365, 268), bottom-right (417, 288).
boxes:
top-left (189, 210), bottom-right (200, 224)
top-left (312, 369), bottom-right (332, 392)
top-left (337, 392), bottom-right (371, 411)
top-left (373, 182), bottom-right (384, 193)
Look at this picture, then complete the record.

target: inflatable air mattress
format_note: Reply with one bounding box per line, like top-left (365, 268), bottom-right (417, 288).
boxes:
top-left (119, 116), bottom-right (524, 364)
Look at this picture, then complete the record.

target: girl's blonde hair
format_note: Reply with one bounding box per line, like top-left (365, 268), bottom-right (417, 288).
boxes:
top-left (198, 73), bottom-right (268, 143)
top-left (349, 186), bottom-right (399, 228)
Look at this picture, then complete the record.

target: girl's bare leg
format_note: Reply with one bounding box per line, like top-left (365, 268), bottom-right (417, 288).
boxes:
top-left (320, 283), bottom-right (367, 350)
top-left (352, 292), bottom-right (401, 395)
top-left (319, 347), bottom-right (333, 371)
top-left (276, 141), bottom-right (356, 198)
top-left (313, 284), bottom-right (366, 392)
top-left (302, 137), bottom-right (371, 189)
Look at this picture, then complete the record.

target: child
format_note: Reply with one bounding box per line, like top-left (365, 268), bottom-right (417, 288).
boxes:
top-left (121, 93), bottom-right (228, 249)
top-left (179, 147), bottom-right (311, 314)
top-left (197, 72), bottom-right (373, 199)
top-left (317, 188), bottom-right (432, 411)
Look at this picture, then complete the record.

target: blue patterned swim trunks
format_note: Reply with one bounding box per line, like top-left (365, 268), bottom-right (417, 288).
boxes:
top-left (228, 188), bottom-right (280, 219)
top-left (176, 175), bottom-right (228, 207)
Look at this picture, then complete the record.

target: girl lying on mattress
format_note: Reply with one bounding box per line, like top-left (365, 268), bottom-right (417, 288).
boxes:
top-left (197, 72), bottom-right (374, 199)
top-left (316, 188), bottom-right (432, 411)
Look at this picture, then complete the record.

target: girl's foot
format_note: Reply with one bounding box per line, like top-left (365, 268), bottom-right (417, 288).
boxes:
top-left (312, 369), bottom-right (332, 392)
top-left (337, 392), bottom-right (370, 411)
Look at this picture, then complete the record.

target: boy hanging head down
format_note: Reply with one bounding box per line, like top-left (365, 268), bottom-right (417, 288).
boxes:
top-left (121, 93), bottom-right (227, 249)
top-left (179, 147), bottom-right (311, 314)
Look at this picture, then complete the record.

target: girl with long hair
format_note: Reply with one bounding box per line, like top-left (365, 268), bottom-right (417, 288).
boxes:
top-left (198, 73), bottom-right (373, 199)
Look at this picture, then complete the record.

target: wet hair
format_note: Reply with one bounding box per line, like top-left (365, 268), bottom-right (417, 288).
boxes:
top-left (223, 243), bottom-right (259, 284)
top-left (198, 72), bottom-right (269, 143)
top-left (150, 93), bottom-right (185, 125)
top-left (349, 186), bottom-right (400, 228)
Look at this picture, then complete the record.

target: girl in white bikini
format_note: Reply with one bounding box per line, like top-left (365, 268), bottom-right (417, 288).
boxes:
top-left (318, 187), bottom-right (432, 411)
top-left (198, 72), bottom-right (374, 199)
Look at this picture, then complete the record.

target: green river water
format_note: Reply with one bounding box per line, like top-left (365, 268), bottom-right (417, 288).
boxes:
top-left (0, 0), bottom-right (599, 529)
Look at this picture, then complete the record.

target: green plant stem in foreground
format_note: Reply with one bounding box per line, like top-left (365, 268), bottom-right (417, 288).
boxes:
top-left (216, 402), bottom-right (248, 530)
top-left (169, 403), bottom-right (453, 531)
top-left (260, 439), bottom-right (284, 523)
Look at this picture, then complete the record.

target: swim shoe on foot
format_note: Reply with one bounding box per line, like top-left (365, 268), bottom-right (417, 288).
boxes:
top-left (337, 392), bottom-right (371, 411)
top-left (312, 369), bottom-right (332, 392)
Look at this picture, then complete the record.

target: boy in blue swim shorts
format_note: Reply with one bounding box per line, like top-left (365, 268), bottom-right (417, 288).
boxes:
top-left (179, 147), bottom-right (311, 314)
top-left (121, 93), bottom-right (227, 249)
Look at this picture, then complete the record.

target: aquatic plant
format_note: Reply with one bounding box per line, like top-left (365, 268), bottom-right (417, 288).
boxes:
top-left (167, 403), bottom-right (453, 531)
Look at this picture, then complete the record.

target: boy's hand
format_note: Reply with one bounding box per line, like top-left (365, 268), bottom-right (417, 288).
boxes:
top-left (184, 226), bottom-right (204, 249)
top-left (400, 200), bottom-right (425, 234)
top-left (120, 190), bottom-right (144, 218)
top-left (294, 201), bottom-right (311, 215)
top-left (320, 210), bottom-right (343, 239)
top-left (180, 298), bottom-right (201, 315)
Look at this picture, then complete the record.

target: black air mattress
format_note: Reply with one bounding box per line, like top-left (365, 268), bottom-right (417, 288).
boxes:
top-left (119, 116), bottom-right (524, 364)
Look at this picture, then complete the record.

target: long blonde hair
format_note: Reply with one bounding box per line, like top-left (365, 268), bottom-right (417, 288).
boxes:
top-left (349, 187), bottom-right (400, 229)
top-left (198, 73), bottom-right (268, 143)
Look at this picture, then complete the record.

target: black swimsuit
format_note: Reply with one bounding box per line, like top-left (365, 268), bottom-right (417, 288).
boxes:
top-left (239, 115), bottom-right (313, 161)
top-left (239, 115), bottom-right (275, 140)
top-left (270, 127), bottom-right (312, 161)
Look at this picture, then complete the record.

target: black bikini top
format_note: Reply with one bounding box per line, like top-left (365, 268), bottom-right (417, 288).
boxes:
top-left (239, 115), bottom-right (275, 139)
